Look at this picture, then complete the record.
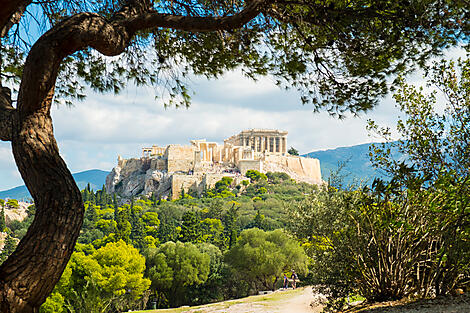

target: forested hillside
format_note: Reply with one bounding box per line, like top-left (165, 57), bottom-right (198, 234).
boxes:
top-left (1, 171), bottom-right (311, 312)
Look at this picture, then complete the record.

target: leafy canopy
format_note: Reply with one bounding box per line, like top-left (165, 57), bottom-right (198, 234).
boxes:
top-left (2, 1), bottom-right (469, 114)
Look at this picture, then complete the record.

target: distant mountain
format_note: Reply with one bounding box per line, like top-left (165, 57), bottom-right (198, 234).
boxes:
top-left (0, 169), bottom-right (109, 201)
top-left (304, 142), bottom-right (398, 186)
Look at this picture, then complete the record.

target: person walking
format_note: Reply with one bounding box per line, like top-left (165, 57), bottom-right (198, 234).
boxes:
top-left (291, 270), bottom-right (298, 289)
top-left (283, 273), bottom-right (288, 289)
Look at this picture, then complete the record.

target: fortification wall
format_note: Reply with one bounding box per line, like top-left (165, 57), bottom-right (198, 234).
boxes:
top-left (150, 158), bottom-right (167, 171)
top-left (166, 145), bottom-right (196, 172)
top-left (171, 173), bottom-right (205, 199)
top-left (263, 155), bottom-right (322, 184)
top-left (237, 160), bottom-right (263, 175)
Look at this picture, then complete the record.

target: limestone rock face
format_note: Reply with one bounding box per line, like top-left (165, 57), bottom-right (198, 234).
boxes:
top-left (106, 158), bottom-right (173, 198)
top-left (106, 153), bottom-right (324, 200)
top-left (2, 201), bottom-right (30, 225)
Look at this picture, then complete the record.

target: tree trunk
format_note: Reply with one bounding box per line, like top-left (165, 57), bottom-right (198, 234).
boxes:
top-left (0, 98), bottom-right (84, 312)
top-left (0, 1), bottom-right (264, 311)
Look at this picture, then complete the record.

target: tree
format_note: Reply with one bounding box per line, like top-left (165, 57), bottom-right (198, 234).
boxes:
top-left (0, 235), bottom-right (16, 265)
top-left (287, 147), bottom-right (299, 156)
top-left (286, 60), bottom-right (470, 310)
top-left (0, 0), bottom-right (469, 311)
top-left (44, 240), bottom-right (150, 313)
top-left (180, 211), bottom-right (203, 243)
top-left (145, 241), bottom-right (210, 307)
top-left (225, 228), bottom-right (308, 291)
top-left (368, 58), bottom-right (470, 296)
top-left (0, 205), bottom-right (5, 232)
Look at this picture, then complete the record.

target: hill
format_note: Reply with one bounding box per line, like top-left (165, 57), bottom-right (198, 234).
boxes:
top-left (304, 142), bottom-right (398, 186)
top-left (0, 169), bottom-right (109, 200)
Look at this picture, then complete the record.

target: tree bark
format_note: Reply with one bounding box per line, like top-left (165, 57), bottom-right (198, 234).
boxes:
top-left (0, 1), bottom-right (266, 311)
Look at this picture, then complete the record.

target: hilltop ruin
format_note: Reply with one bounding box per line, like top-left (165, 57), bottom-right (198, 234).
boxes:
top-left (106, 129), bottom-right (322, 199)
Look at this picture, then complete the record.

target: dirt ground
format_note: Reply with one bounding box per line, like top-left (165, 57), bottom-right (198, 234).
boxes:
top-left (142, 288), bottom-right (470, 313)
top-left (146, 287), bottom-right (320, 313)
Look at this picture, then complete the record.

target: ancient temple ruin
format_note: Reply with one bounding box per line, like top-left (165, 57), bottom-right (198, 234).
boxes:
top-left (107, 129), bottom-right (322, 199)
top-left (142, 129), bottom-right (290, 169)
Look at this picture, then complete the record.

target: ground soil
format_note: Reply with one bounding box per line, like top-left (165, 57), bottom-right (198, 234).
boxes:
top-left (142, 288), bottom-right (470, 313)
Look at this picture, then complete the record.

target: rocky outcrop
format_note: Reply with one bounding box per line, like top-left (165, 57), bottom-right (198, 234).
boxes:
top-left (2, 201), bottom-right (30, 225)
top-left (106, 154), bottom-right (324, 200)
top-left (106, 158), bottom-right (173, 198)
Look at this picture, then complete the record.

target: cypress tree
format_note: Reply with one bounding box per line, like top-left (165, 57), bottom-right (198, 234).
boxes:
top-left (0, 235), bottom-right (16, 264)
top-left (0, 206), bottom-right (6, 232)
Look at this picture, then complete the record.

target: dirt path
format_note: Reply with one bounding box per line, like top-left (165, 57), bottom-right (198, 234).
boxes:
top-left (196, 287), bottom-right (322, 313)
top-left (276, 287), bottom-right (323, 313)
top-left (142, 287), bottom-right (323, 313)
top-left (138, 289), bottom-right (469, 313)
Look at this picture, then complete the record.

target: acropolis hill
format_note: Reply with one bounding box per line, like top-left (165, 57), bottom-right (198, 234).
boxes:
top-left (105, 129), bottom-right (322, 199)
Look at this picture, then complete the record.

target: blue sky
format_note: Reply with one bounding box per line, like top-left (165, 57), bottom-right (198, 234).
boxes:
top-left (0, 48), bottom-right (465, 190)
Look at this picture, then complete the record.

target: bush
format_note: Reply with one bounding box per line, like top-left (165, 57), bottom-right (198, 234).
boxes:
top-left (289, 180), bottom-right (470, 311)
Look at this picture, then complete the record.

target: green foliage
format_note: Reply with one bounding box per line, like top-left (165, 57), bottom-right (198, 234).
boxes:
top-left (0, 235), bottom-right (17, 264)
top-left (18, 172), bottom-right (319, 309)
top-left (0, 205), bottom-right (5, 231)
top-left (44, 240), bottom-right (150, 313)
top-left (368, 58), bottom-right (470, 296)
top-left (287, 147), bottom-right (299, 156)
top-left (6, 0), bottom-right (468, 112)
top-left (225, 228), bottom-right (308, 292)
top-left (180, 211), bottom-right (203, 243)
top-left (6, 199), bottom-right (19, 208)
top-left (39, 292), bottom-right (65, 313)
top-left (286, 60), bottom-right (470, 311)
top-left (245, 170), bottom-right (267, 183)
top-left (145, 241), bottom-right (210, 307)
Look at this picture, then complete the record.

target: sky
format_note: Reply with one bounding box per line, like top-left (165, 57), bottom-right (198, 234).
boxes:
top-left (0, 48), bottom-right (466, 190)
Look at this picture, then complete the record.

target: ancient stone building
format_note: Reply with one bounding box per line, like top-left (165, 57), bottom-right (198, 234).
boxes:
top-left (108, 129), bottom-right (323, 199)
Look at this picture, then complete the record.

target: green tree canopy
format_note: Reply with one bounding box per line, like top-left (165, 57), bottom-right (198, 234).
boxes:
top-left (225, 228), bottom-right (308, 291)
top-left (145, 241), bottom-right (210, 307)
top-left (43, 240), bottom-right (150, 313)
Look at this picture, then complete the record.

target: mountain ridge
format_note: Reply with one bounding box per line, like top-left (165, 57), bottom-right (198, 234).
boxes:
top-left (303, 142), bottom-right (395, 185)
top-left (0, 169), bottom-right (109, 200)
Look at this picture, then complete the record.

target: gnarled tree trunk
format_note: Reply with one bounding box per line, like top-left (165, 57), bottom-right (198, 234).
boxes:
top-left (0, 1), bottom-right (265, 311)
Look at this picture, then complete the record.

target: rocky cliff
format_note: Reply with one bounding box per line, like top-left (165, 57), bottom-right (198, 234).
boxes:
top-left (106, 157), bottom-right (173, 198)
top-left (106, 154), bottom-right (324, 200)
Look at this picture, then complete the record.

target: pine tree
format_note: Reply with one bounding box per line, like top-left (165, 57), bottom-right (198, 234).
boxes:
top-left (181, 211), bottom-right (202, 243)
top-left (0, 235), bottom-right (16, 264)
top-left (253, 210), bottom-right (265, 230)
top-left (0, 206), bottom-right (6, 232)
top-left (223, 203), bottom-right (239, 249)
top-left (113, 194), bottom-right (118, 209)
top-left (129, 205), bottom-right (146, 249)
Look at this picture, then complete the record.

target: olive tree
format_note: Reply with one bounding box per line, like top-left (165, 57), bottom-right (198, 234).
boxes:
top-left (0, 0), bottom-right (469, 311)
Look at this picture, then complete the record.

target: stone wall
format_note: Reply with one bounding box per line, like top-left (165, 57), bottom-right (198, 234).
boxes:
top-left (171, 174), bottom-right (204, 199)
top-left (166, 145), bottom-right (196, 173)
top-left (237, 160), bottom-right (263, 175)
top-left (263, 155), bottom-right (322, 185)
top-left (171, 173), bottom-right (247, 199)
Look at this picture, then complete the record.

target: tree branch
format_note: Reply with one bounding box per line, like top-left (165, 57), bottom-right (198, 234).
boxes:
top-left (124, 0), bottom-right (267, 33)
top-left (0, 0), bottom-right (32, 37)
top-left (18, 0), bottom-right (268, 116)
